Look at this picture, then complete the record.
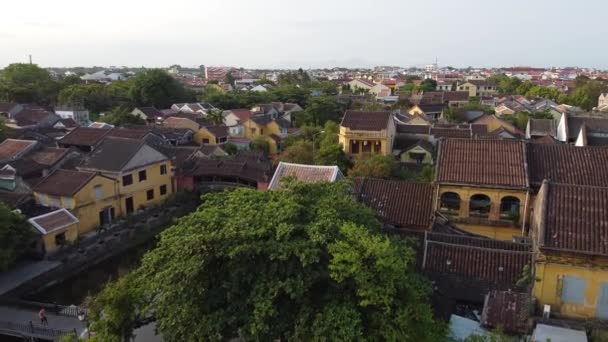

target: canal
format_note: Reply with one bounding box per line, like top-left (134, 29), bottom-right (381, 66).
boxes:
top-left (24, 239), bottom-right (162, 341)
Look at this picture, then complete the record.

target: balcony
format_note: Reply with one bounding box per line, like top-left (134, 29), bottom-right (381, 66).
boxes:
top-left (343, 130), bottom-right (387, 139)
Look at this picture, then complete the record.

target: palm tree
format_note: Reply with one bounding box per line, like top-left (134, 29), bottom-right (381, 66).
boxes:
top-left (206, 108), bottom-right (224, 125)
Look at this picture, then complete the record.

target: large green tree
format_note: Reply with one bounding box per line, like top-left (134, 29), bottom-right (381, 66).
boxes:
top-left (349, 154), bottom-right (397, 179)
top-left (129, 69), bottom-right (194, 108)
top-left (89, 182), bottom-right (444, 341)
top-left (279, 140), bottom-right (314, 164)
top-left (0, 203), bottom-right (35, 271)
top-left (0, 63), bottom-right (59, 104)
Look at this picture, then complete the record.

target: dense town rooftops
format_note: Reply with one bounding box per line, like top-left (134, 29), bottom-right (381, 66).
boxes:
top-left (59, 127), bottom-right (111, 147)
top-left (340, 110), bottom-right (391, 131)
top-left (436, 139), bottom-right (528, 188)
top-left (79, 137), bottom-right (167, 173)
top-left (0, 139), bottom-right (38, 162)
top-left (353, 178), bottom-right (434, 230)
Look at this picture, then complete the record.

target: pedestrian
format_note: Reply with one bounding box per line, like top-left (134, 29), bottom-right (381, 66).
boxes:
top-left (39, 307), bottom-right (48, 325)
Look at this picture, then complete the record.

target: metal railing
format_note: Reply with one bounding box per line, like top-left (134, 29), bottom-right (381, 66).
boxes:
top-left (0, 320), bottom-right (75, 339)
top-left (0, 298), bottom-right (88, 317)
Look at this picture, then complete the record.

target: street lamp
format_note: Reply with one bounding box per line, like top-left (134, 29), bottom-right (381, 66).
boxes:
top-left (312, 130), bottom-right (325, 158)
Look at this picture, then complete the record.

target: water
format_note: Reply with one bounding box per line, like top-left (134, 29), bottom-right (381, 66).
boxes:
top-left (24, 239), bottom-right (162, 341)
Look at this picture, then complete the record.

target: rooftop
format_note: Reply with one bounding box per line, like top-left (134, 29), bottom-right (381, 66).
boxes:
top-left (28, 208), bottom-right (79, 235)
top-left (33, 169), bottom-right (97, 197)
top-left (268, 162), bottom-right (343, 190)
top-left (341, 110), bottom-right (391, 131)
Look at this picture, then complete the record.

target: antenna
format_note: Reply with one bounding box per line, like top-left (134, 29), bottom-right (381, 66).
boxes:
top-left (28, 54), bottom-right (32, 64)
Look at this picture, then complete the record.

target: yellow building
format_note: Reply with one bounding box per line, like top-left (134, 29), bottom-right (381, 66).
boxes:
top-left (242, 116), bottom-right (290, 154)
top-left (531, 181), bottom-right (608, 319)
top-left (395, 139), bottom-right (434, 165)
top-left (194, 126), bottom-right (229, 145)
top-left (472, 115), bottom-right (521, 137)
top-left (457, 80), bottom-right (498, 97)
top-left (28, 209), bottom-right (80, 254)
top-left (163, 116), bottom-right (200, 132)
top-left (78, 137), bottom-right (174, 216)
top-left (435, 139), bottom-right (529, 241)
top-left (33, 169), bottom-right (120, 234)
top-left (339, 110), bottom-right (395, 156)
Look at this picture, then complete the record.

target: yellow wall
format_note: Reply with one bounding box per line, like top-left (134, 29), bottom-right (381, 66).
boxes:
top-left (41, 223), bottom-right (79, 254)
top-left (338, 123), bottom-right (395, 156)
top-left (408, 105), bottom-right (424, 115)
top-left (437, 185), bottom-right (527, 241)
top-left (116, 161), bottom-right (174, 214)
top-left (34, 175), bottom-right (120, 235)
top-left (534, 259), bottom-right (608, 319)
top-left (400, 145), bottom-right (433, 164)
top-left (457, 82), bottom-right (477, 97)
top-left (194, 127), bottom-right (220, 145)
top-left (166, 118), bottom-right (199, 131)
top-left (242, 120), bottom-right (280, 154)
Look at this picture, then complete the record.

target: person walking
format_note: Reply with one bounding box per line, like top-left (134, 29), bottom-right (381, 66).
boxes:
top-left (38, 307), bottom-right (48, 325)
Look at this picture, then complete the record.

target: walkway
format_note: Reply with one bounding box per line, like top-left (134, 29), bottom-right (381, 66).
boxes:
top-left (0, 303), bottom-right (86, 340)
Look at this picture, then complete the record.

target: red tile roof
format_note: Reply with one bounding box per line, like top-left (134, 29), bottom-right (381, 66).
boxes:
top-left (341, 110), bottom-right (391, 131)
top-left (28, 209), bottom-right (79, 234)
top-left (33, 169), bottom-right (97, 197)
top-left (59, 127), bottom-right (111, 147)
top-left (0, 139), bottom-right (38, 162)
top-left (353, 178), bottom-right (434, 230)
top-left (28, 148), bottom-right (69, 166)
top-left (431, 127), bottom-right (472, 139)
top-left (268, 162), bottom-right (342, 190)
top-left (527, 143), bottom-right (608, 187)
top-left (539, 182), bottom-right (608, 256)
top-left (481, 291), bottom-right (531, 334)
top-left (437, 139), bottom-right (528, 188)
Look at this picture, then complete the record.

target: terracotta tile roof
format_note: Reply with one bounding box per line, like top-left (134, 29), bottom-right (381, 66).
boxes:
top-left (33, 169), bottom-right (97, 196)
top-left (268, 162), bottom-right (342, 190)
top-left (566, 116), bottom-right (608, 139)
top-left (28, 147), bottom-right (69, 166)
top-left (0, 139), bottom-right (38, 162)
top-left (190, 158), bottom-right (270, 183)
top-left (527, 143), bottom-right (608, 187)
top-left (431, 127), bottom-right (472, 139)
top-left (107, 127), bottom-right (152, 140)
top-left (227, 109), bottom-right (253, 121)
top-left (28, 208), bottom-right (79, 235)
top-left (437, 139), bottom-right (528, 188)
top-left (423, 233), bottom-right (532, 285)
top-left (340, 110), bottom-right (391, 131)
top-left (396, 124), bottom-right (431, 134)
top-left (539, 182), bottom-right (608, 256)
top-left (135, 107), bottom-right (162, 119)
top-left (59, 127), bottom-right (111, 147)
top-left (442, 91), bottom-right (469, 102)
top-left (481, 291), bottom-right (531, 334)
top-left (353, 178), bottom-right (434, 230)
top-left (203, 126), bottom-right (229, 138)
top-left (163, 116), bottom-right (199, 128)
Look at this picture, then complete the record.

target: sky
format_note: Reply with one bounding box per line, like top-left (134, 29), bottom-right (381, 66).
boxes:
top-left (1, 0), bottom-right (607, 69)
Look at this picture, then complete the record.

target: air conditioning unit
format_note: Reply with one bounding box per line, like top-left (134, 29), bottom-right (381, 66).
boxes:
top-left (543, 304), bottom-right (551, 319)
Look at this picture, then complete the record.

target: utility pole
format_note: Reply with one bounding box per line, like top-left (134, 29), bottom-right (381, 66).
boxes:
top-left (28, 54), bottom-right (32, 64)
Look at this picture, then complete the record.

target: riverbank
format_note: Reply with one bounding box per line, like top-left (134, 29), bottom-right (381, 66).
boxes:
top-left (0, 194), bottom-right (198, 300)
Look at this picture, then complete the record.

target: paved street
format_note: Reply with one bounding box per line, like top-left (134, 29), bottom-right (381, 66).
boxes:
top-left (0, 304), bottom-right (86, 337)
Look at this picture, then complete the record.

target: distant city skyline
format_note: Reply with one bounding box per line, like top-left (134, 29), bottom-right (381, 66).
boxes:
top-left (2, 0), bottom-right (607, 69)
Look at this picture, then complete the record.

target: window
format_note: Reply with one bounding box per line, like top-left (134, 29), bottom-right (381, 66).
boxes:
top-left (351, 140), bottom-right (360, 154)
top-left (62, 197), bottom-right (73, 208)
top-left (146, 189), bottom-right (154, 201)
top-left (469, 194), bottom-right (491, 218)
top-left (160, 184), bottom-right (167, 196)
top-left (251, 127), bottom-right (257, 134)
top-left (500, 196), bottom-right (521, 220)
top-left (138, 170), bottom-right (147, 182)
top-left (561, 276), bottom-right (586, 304)
top-left (217, 136), bottom-right (227, 143)
top-left (440, 192), bottom-right (460, 214)
top-left (55, 232), bottom-right (66, 246)
top-left (94, 185), bottom-right (103, 200)
top-left (408, 152), bottom-right (426, 165)
top-left (373, 141), bottom-right (381, 153)
top-left (122, 174), bottom-right (133, 186)
top-left (160, 164), bottom-right (167, 175)
top-left (260, 128), bottom-right (264, 135)
top-left (361, 140), bottom-right (372, 153)
top-left (203, 138), bottom-right (210, 144)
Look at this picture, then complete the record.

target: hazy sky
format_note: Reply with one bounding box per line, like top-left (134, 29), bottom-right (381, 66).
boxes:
top-left (2, 0), bottom-right (607, 69)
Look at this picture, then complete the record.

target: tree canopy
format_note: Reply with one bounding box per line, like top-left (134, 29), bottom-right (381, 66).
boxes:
top-left (89, 182), bottom-right (444, 341)
top-left (0, 63), bottom-right (59, 104)
top-left (0, 203), bottom-right (35, 271)
top-left (129, 69), bottom-right (195, 109)
top-left (349, 154), bottom-right (397, 179)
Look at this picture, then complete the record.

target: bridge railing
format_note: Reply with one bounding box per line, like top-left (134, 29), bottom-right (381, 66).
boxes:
top-left (0, 320), bottom-right (75, 339)
top-left (0, 298), bottom-right (87, 317)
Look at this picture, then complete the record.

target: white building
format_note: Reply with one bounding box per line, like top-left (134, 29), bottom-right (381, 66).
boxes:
top-left (55, 107), bottom-right (90, 124)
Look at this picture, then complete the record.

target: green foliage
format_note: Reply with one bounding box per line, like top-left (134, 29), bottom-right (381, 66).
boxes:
top-left (279, 140), bottom-right (314, 164)
top-left (101, 106), bottom-right (145, 127)
top-left (349, 154), bottom-right (397, 179)
top-left (223, 142), bottom-right (238, 155)
top-left (89, 182), bottom-right (445, 341)
top-left (0, 117), bottom-right (6, 142)
top-left (0, 63), bottom-right (59, 104)
top-left (88, 273), bottom-right (146, 342)
top-left (277, 68), bottom-right (312, 86)
top-left (502, 111), bottom-right (555, 130)
top-left (250, 136), bottom-right (270, 155)
top-left (419, 79), bottom-right (437, 91)
top-left (443, 103), bottom-right (495, 123)
top-left (462, 328), bottom-right (517, 342)
top-left (488, 74), bottom-right (522, 94)
top-left (129, 69), bottom-right (195, 108)
top-left (560, 76), bottom-right (608, 111)
top-left (295, 95), bottom-right (343, 126)
top-left (395, 165), bottom-right (435, 183)
top-left (0, 203), bottom-right (36, 271)
top-left (206, 108), bottom-right (224, 125)
top-left (58, 83), bottom-right (127, 113)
